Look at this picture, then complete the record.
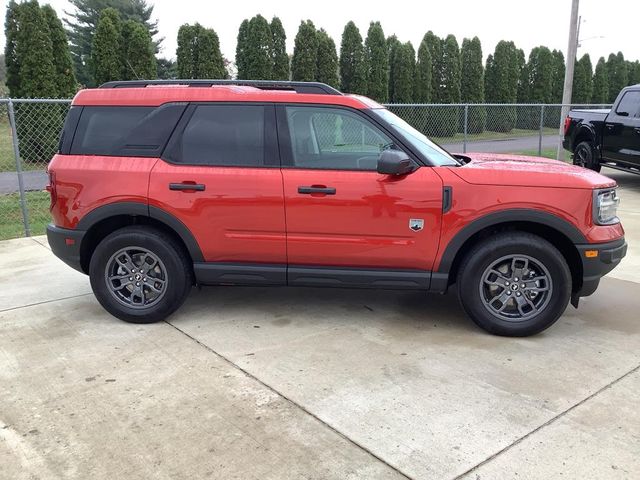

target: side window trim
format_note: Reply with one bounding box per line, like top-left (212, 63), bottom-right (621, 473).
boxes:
top-left (275, 103), bottom-right (423, 171)
top-left (161, 102), bottom-right (279, 168)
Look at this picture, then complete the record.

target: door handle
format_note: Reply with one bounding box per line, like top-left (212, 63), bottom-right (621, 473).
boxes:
top-left (634, 128), bottom-right (640, 135)
top-left (605, 123), bottom-right (616, 130)
top-left (298, 185), bottom-right (336, 195)
top-left (169, 182), bottom-right (206, 192)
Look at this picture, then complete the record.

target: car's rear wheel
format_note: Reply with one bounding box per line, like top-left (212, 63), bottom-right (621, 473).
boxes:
top-left (573, 140), bottom-right (601, 172)
top-left (457, 232), bottom-right (571, 337)
top-left (89, 226), bottom-right (192, 323)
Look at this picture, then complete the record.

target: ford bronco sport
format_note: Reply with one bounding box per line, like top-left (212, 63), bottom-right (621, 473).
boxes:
top-left (47, 80), bottom-right (627, 336)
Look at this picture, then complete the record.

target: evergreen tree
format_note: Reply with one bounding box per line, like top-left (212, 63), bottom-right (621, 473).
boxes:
top-left (515, 48), bottom-right (528, 103)
top-left (339, 21), bottom-right (367, 94)
top-left (387, 35), bottom-right (400, 102)
top-left (526, 46), bottom-right (554, 103)
top-left (414, 34), bottom-right (432, 103)
top-left (4, 0), bottom-right (21, 97)
top-left (16, 0), bottom-right (56, 97)
top-left (291, 20), bottom-right (317, 82)
top-left (627, 60), bottom-right (640, 86)
top-left (41, 5), bottom-right (77, 96)
top-left (606, 52), bottom-right (628, 102)
top-left (121, 20), bottom-right (156, 80)
top-left (90, 8), bottom-right (121, 85)
top-left (460, 37), bottom-right (485, 133)
top-left (364, 21), bottom-right (388, 102)
top-left (270, 17), bottom-right (288, 80)
top-left (65, 0), bottom-right (159, 86)
top-left (196, 27), bottom-right (226, 78)
top-left (235, 19), bottom-right (249, 79)
top-left (437, 34), bottom-right (461, 135)
top-left (316, 28), bottom-right (338, 87)
top-left (156, 57), bottom-right (176, 79)
top-left (485, 40), bottom-right (521, 132)
top-left (390, 42), bottom-right (414, 103)
top-left (592, 56), bottom-right (609, 104)
top-left (423, 31), bottom-right (442, 101)
top-left (572, 54), bottom-right (593, 104)
top-left (176, 24), bottom-right (197, 79)
top-left (244, 14), bottom-right (272, 80)
top-left (550, 49), bottom-right (565, 103)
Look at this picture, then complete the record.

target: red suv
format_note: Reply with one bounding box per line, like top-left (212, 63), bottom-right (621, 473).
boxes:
top-left (46, 80), bottom-right (626, 336)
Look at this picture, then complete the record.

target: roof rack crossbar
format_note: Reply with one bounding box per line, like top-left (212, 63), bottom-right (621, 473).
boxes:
top-left (99, 79), bottom-right (342, 95)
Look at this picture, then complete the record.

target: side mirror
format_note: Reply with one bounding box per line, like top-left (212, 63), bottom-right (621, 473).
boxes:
top-left (377, 150), bottom-right (415, 176)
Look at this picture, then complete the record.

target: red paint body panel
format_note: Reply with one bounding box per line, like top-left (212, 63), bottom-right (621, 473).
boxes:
top-left (48, 154), bottom-right (155, 228)
top-left (282, 167), bottom-right (443, 270)
top-left (148, 161), bottom-right (286, 263)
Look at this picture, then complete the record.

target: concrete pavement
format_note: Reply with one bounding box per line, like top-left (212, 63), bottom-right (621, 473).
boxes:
top-left (1, 171), bottom-right (639, 479)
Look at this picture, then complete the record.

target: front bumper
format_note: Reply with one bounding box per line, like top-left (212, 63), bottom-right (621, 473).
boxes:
top-left (573, 237), bottom-right (627, 302)
top-left (46, 224), bottom-right (86, 273)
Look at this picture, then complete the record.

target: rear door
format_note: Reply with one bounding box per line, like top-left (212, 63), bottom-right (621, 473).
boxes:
top-left (602, 89), bottom-right (640, 166)
top-left (277, 104), bottom-right (443, 280)
top-left (149, 103), bottom-right (287, 282)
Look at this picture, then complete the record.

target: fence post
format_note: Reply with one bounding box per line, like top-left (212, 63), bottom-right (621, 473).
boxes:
top-left (538, 104), bottom-right (545, 157)
top-left (7, 99), bottom-right (31, 237)
top-left (463, 104), bottom-right (469, 153)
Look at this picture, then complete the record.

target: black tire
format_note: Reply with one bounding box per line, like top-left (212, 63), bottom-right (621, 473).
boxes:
top-left (457, 232), bottom-right (571, 337)
top-left (573, 140), bottom-right (601, 172)
top-left (89, 226), bottom-right (192, 323)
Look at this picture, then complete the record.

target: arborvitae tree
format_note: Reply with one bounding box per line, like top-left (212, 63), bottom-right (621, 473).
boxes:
top-left (270, 17), bottom-right (289, 80)
top-left (423, 31), bottom-right (442, 101)
top-left (627, 60), bottom-right (640, 86)
top-left (550, 49), bottom-right (565, 103)
top-left (41, 5), bottom-right (77, 96)
top-left (485, 40), bottom-right (521, 132)
top-left (437, 34), bottom-right (461, 135)
top-left (572, 54), bottom-right (593, 104)
top-left (177, 24), bottom-right (197, 79)
top-left (291, 20), bottom-right (317, 82)
top-left (526, 46), bottom-right (554, 103)
top-left (4, 0), bottom-right (21, 97)
top-left (316, 28), bottom-right (338, 87)
top-left (235, 19), bottom-right (249, 79)
top-left (244, 14), bottom-right (272, 80)
top-left (16, 0), bottom-right (56, 97)
top-left (414, 34), bottom-right (432, 103)
top-left (65, 0), bottom-right (158, 86)
top-left (156, 57), bottom-right (177, 79)
top-left (607, 52), bottom-right (628, 102)
top-left (122, 20), bottom-right (157, 80)
top-left (364, 21), bottom-right (388, 102)
top-left (516, 48), bottom-right (528, 102)
top-left (460, 37), bottom-right (485, 133)
top-left (387, 35), bottom-right (400, 102)
top-left (196, 27), bottom-right (226, 78)
top-left (91, 8), bottom-right (121, 85)
top-left (592, 56), bottom-right (609, 105)
top-left (339, 21), bottom-right (367, 94)
top-left (390, 42), bottom-right (414, 103)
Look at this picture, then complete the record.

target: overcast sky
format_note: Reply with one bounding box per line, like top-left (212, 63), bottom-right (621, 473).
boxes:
top-left (3, 0), bottom-right (639, 65)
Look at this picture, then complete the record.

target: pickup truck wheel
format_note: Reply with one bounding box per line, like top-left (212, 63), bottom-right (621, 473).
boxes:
top-left (89, 226), bottom-right (192, 323)
top-left (573, 141), bottom-right (601, 172)
top-left (457, 232), bottom-right (571, 337)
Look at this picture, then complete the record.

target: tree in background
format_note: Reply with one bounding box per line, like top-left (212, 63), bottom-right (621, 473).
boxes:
top-left (121, 20), bottom-right (156, 80)
top-left (156, 57), bottom-right (176, 79)
top-left (526, 46), bottom-right (554, 103)
top-left (436, 34), bottom-right (461, 136)
top-left (235, 19), bottom-right (249, 79)
top-left (414, 34), bottom-right (432, 104)
top-left (339, 21), bottom-right (367, 94)
top-left (390, 41), bottom-right (414, 103)
top-left (572, 54), bottom-right (593, 104)
top-left (270, 17), bottom-right (289, 80)
top-left (364, 21), bottom-right (388, 103)
top-left (606, 52), bottom-right (628, 102)
top-left (4, 0), bottom-right (21, 97)
top-left (316, 28), bottom-right (338, 87)
top-left (176, 23), bottom-right (226, 79)
top-left (65, 0), bottom-right (159, 86)
top-left (550, 49), bottom-right (565, 103)
top-left (460, 37), bottom-right (485, 133)
top-left (386, 35), bottom-right (400, 102)
top-left (592, 56), bottom-right (609, 105)
top-left (485, 40), bottom-right (521, 132)
top-left (244, 15), bottom-right (272, 80)
top-left (42, 5), bottom-right (77, 96)
top-left (422, 31), bottom-right (441, 102)
top-left (291, 20), bottom-right (317, 82)
top-left (91, 8), bottom-right (121, 85)
top-left (627, 60), bottom-right (640, 86)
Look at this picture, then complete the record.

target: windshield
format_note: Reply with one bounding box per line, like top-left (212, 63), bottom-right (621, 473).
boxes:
top-left (373, 109), bottom-right (460, 166)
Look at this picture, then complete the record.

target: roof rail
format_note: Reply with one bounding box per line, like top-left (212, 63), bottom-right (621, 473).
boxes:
top-left (98, 79), bottom-right (342, 95)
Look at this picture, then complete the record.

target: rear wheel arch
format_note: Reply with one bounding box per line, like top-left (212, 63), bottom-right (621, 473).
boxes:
top-left (438, 210), bottom-right (585, 294)
top-left (573, 125), bottom-right (596, 152)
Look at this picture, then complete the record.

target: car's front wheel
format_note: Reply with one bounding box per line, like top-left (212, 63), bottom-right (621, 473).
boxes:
top-left (89, 226), bottom-right (192, 323)
top-left (457, 232), bottom-right (571, 336)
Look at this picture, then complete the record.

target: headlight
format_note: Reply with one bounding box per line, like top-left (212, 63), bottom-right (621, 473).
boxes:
top-left (593, 188), bottom-right (620, 225)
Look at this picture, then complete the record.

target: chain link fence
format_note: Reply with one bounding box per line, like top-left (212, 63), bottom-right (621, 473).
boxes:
top-left (0, 99), bottom-right (611, 241)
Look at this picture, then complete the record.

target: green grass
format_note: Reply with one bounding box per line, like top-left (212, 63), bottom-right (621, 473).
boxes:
top-left (510, 148), bottom-right (574, 161)
top-left (0, 190), bottom-right (50, 240)
top-left (431, 127), bottom-right (558, 145)
top-left (0, 121), bottom-right (47, 173)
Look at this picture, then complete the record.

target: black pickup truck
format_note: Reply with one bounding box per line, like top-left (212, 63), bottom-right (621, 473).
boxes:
top-left (563, 84), bottom-right (640, 174)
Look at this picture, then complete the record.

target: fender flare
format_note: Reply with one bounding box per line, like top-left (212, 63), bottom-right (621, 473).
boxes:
top-left (436, 208), bottom-right (587, 275)
top-left (573, 123), bottom-right (597, 150)
top-left (76, 201), bottom-right (204, 262)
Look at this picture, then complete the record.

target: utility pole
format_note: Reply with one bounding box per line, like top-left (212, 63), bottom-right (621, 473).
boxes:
top-left (557, 0), bottom-right (580, 160)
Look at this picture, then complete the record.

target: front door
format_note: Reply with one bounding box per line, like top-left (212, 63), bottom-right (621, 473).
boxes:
top-left (277, 105), bottom-right (443, 279)
top-left (602, 89), bottom-right (640, 166)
